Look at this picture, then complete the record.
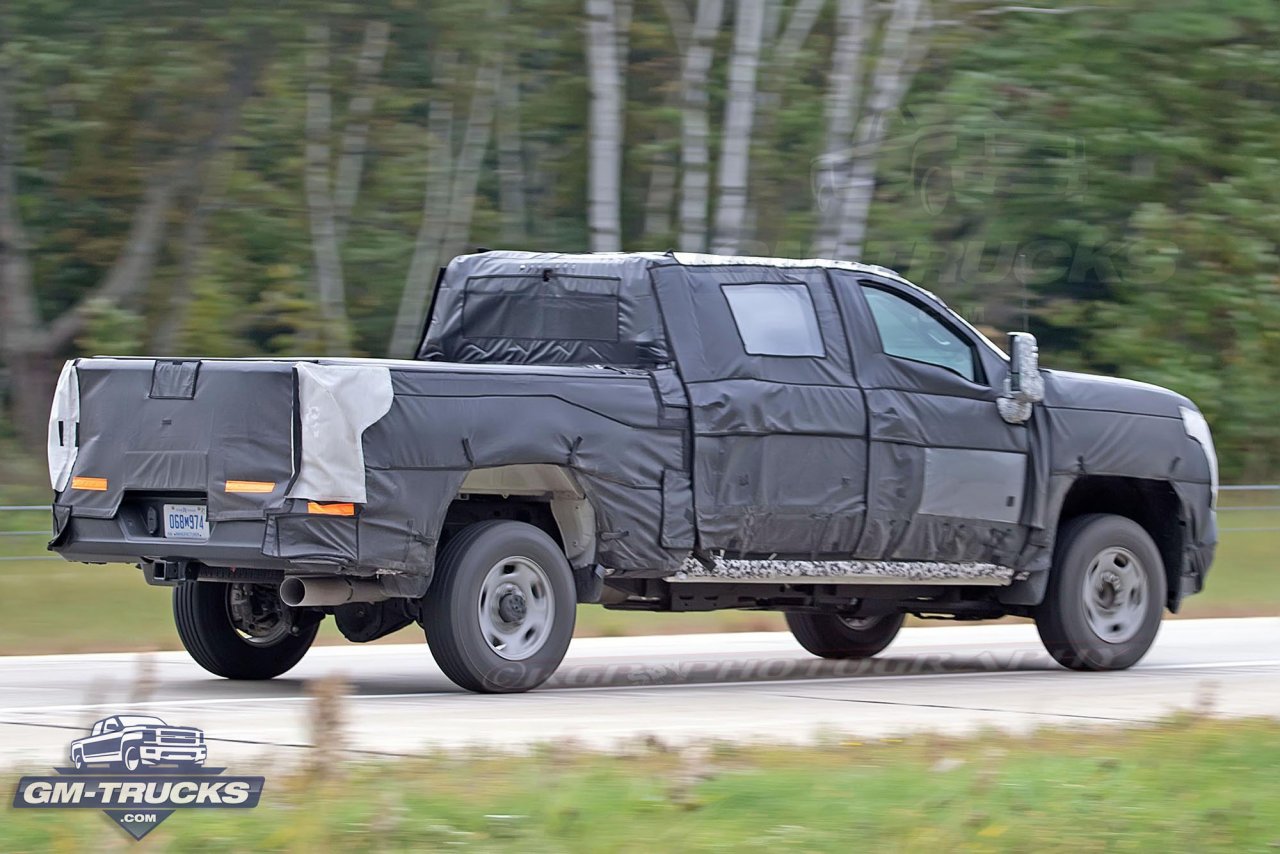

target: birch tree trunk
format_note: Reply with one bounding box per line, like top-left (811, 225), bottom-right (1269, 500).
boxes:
top-left (304, 22), bottom-right (349, 353)
top-left (831, 0), bottom-right (928, 260)
top-left (334, 20), bottom-right (391, 244)
top-left (388, 60), bottom-right (499, 358)
top-left (154, 46), bottom-right (262, 354)
top-left (672, 0), bottom-right (724, 252)
top-left (584, 0), bottom-right (626, 251)
top-left (811, 0), bottom-right (869, 258)
top-left (746, 0), bottom-right (826, 252)
top-left (642, 154), bottom-right (678, 243)
top-left (389, 73), bottom-right (455, 359)
top-left (496, 62), bottom-right (528, 244)
top-left (440, 62), bottom-right (500, 264)
top-left (710, 0), bottom-right (767, 255)
top-left (304, 20), bottom-right (391, 354)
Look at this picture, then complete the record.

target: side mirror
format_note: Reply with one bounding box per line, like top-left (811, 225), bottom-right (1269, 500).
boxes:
top-left (998, 332), bottom-right (1045, 424)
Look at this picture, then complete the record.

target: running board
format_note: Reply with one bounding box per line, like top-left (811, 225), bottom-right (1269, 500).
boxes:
top-left (672, 557), bottom-right (1016, 586)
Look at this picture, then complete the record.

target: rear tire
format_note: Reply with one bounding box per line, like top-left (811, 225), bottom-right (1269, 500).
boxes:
top-left (173, 581), bottom-right (318, 680)
top-left (423, 520), bottom-right (576, 693)
top-left (786, 612), bottom-right (905, 660)
top-left (1036, 513), bottom-right (1166, 671)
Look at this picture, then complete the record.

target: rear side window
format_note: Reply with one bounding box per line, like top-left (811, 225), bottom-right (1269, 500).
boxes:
top-left (462, 275), bottom-right (620, 342)
top-left (722, 283), bottom-right (825, 357)
top-left (862, 286), bottom-right (978, 381)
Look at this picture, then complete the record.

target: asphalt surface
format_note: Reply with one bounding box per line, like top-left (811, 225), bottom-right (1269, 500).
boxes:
top-left (0, 617), bottom-right (1275, 769)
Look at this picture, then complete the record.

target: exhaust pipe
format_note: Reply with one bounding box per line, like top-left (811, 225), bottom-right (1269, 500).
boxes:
top-left (279, 576), bottom-right (392, 608)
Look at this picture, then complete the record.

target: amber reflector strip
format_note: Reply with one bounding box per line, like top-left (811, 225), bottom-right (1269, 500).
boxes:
top-left (71, 476), bottom-right (108, 491)
top-left (225, 480), bottom-right (275, 494)
top-left (307, 502), bottom-right (355, 516)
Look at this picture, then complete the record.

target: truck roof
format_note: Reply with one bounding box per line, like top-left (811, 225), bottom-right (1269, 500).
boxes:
top-left (420, 250), bottom-right (994, 368)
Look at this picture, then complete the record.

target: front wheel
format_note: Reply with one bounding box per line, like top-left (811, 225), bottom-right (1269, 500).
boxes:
top-left (423, 520), bottom-right (576, 693)
top-left (173, 581), bottom-right (319, 680)
top-left (1036, 513), bottom-right (1166, 671)
top-left (785, 612), bottom-right (905, 660)
top-left (122, 745), bottom-right (142, 772)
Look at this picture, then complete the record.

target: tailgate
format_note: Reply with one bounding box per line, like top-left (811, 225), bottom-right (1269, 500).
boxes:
top-left (51, 358), bottom-right (297, 523)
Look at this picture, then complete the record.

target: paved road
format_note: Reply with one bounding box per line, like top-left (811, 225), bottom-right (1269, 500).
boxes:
top-left (0, 617), bottom-right (1276, 768)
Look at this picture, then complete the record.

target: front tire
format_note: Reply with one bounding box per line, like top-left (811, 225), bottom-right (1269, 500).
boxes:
top-left (786, 612), bottom-right (905, 660)
top-left (123, 745), bottom-right (142, 772)
top-left (423, 520), bottom-right (576, 693)
top-left (1036, 513), bottom-right (1166, 671)
top-left (173, 581), bottom-right (319, 680)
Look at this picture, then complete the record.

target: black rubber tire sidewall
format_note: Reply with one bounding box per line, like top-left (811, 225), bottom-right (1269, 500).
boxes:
top-left (1036, 513), bottom-right (1166, 671)
top-left (423, 520), bottom-right (576, 693)
top-left (785, 611), bottom-right (905, 660)
top-left (173, 582), bottom-right (318, 680)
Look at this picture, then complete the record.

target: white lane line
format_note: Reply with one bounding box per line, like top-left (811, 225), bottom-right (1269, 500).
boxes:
top-left (0, 657), bottom-right (1276, 715)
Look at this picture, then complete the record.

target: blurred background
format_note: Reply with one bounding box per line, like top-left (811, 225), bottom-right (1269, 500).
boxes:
top-left (0, 0), bottom-right (1278, 651)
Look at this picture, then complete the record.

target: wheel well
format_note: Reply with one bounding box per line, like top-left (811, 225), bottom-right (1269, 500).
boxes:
top-left (440, 465), bottom-right (597, 567)
top-left (441, 495), bottom-right (561, 549)
top-left (1056, 475), bottom-right (1185, 609)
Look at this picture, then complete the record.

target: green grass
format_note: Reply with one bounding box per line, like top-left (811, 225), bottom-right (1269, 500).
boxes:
top-left (2, 716), bottom-right (1278, 851)
top-left (0, 472), bottom-right (1274, 654)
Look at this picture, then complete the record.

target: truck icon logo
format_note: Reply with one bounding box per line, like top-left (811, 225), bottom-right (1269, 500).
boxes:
top-left (11, 712), bottom-right (263, 840)
top-left (70, 715), bottom-right (208, 772)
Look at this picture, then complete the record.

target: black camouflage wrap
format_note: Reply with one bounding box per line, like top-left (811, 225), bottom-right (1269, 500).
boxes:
top-left (51, 251), bottom-right (1217, 606)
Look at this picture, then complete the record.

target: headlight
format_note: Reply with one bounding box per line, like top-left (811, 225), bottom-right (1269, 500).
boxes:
top-left (1180, 406), bottom-right (1218, 507)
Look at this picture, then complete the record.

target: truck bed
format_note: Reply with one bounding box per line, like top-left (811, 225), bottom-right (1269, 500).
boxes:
top-left (51, 356), bottom-right (690, 592)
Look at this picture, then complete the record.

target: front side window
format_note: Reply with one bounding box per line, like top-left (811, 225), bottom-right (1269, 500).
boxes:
top-left (862, 286), bottom-right (978, 381)
top-left (722, 283), bottom-right (825, 357)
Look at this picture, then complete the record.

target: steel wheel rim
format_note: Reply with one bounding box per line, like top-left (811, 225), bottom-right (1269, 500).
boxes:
top-left (839, 615), bottom-right (882, 632)
top-left (226, 583), bottom-right (293, 647)
top-left (1082, 546), bottom-right (1148, 644)
top-left (477, 556), bottom-right (554, 661)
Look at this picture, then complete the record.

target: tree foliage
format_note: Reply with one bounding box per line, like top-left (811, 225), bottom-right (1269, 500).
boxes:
top-left (0, 0), bottom-right (1275, 478)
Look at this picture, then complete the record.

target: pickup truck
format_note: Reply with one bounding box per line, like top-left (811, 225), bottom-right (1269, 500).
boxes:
top-left (69, 715), bottom-right (206, 771)
top-left (48, 251), bottom-right (1218, 693)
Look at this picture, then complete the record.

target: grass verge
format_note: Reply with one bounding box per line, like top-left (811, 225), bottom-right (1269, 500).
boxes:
top-left (2, 716), bottom-right (1278, 851)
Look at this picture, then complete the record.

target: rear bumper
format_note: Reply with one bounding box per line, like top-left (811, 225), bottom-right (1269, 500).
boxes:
top-left (51, 503), bottom-right (433, 597)
top-left (53, 512), bottom-right (295, 571)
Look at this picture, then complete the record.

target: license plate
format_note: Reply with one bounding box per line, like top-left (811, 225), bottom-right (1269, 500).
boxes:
top-left (163, 504), bottom-right (208, 540)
